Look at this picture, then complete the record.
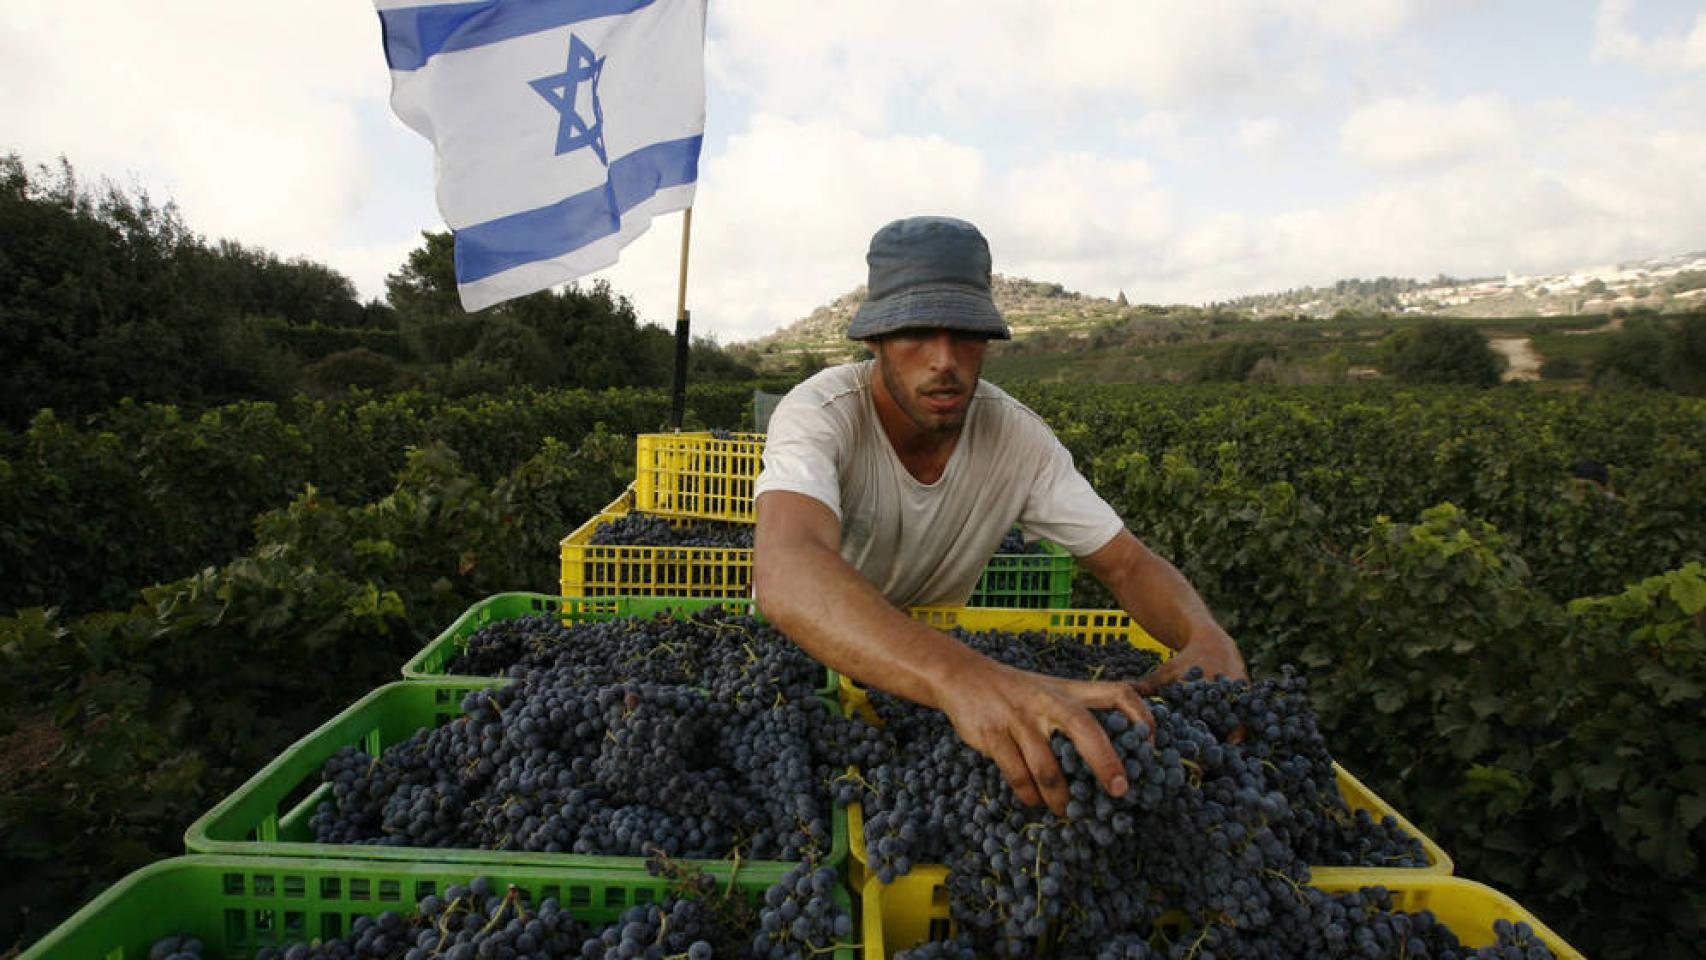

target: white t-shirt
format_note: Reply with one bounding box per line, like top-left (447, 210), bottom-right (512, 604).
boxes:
top-left (754, 361), bottom-right (1126, 607)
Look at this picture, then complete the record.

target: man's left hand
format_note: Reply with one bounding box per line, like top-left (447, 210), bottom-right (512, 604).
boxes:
top-left (1133, 631), bottom-right (1248, 694)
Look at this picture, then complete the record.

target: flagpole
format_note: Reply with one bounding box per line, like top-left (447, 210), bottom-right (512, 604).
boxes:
top-left (669, 207), bottom-right (693, 431)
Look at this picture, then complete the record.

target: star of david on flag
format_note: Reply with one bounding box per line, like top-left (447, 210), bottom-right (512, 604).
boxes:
top-left (376, 0), bottom-right (706, 311)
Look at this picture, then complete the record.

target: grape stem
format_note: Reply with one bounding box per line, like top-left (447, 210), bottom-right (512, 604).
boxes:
top-left (477, 885), bottom-right (521, 935)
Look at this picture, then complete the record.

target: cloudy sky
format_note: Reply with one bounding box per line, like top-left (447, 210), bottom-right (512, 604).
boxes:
top-left (4, 1), bottom-right (1704, 342)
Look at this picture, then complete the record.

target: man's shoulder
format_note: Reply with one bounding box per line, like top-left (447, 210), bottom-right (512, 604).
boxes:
top-left (780, 361), bottom-right (870, 411)
top-left (971, 379), bottom-right (1054, 438)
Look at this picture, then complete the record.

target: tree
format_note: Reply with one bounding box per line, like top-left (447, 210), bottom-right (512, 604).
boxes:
top-left (301, 346), bottom-right (400, 396)
top-left (470, 316), bottom-right (562, 387)
top-left (1539, 354), bottom-right (1586, 380)
top-left (384, 230), bottom-right (462, 321)
top-left (1378, 322), bottom-right (1504, 387)
top-left (0, 153), bottom-right (377, 423)
top-left (1192, 341), bottom-right (1279, 382)
top-left (1658, 312), bottom-right (1706, 396)
top-left (1591, 318), bottom-right (1667, 391)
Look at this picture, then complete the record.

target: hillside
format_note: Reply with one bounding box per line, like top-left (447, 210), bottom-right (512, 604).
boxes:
top-left (1224, 250), bottom-right (1706, 320)
top-left (741, 275), bottom-right (1134, 367)
top-left (735, 249), bottom-right (1706, 378)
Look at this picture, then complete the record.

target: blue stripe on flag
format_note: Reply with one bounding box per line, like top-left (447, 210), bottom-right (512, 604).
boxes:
top-left (379, 0), bottom-right (657, 71)
top-left (453, 134), bottom-right (702, 285)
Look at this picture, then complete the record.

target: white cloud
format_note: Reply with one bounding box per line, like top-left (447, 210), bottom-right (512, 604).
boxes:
top-left (1338, 93), bottom-right (1517, 171)
top-left (0, 0), bottom-right (391, 273)
top-left (1593, 0), bottom-right (1706, 69)
top-left (1235, 116), bottom-right (1289, 155)
top-left (1122, 102), bottom-right (1706, 304)
top-left (592, 115), bottom-right (989, 340)
top-left (624, 92), bottom-right (1706, 339)
top-left (595, 127), bottom-right (1176, 343)
top-left (994, 152), bottom-right (1174, 294)
top-left (1282, 0), bottom-right (1477, 40)
top-left (708, 1), bottom-right (1346, 128)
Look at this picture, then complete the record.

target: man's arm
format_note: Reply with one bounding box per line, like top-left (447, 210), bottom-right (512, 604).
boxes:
top-left (753, 489), bottom-right (1152, 816)
top-left (1077, 529), bottom-right (1247, 692)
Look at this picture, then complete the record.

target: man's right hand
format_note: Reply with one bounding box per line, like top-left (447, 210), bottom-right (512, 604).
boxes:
top-left (932, 658), bottom-right (1155, 816)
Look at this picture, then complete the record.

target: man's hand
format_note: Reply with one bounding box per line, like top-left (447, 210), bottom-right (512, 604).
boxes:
top-left (933, 658), bottom-right (1154, 816)
top-left (1079, 530), bottom-right (1249, 695)
top-left (1132, 632), bottom-right (1247, 695)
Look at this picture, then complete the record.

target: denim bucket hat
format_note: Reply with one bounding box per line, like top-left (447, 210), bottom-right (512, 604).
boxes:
top-left (846, 216), bottom-right (1011, 340)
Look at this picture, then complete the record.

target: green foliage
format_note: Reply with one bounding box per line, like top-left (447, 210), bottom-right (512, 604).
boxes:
top-left (1658, 312), bottom-right (1706, 396)
top-left (1518, 565), bottom-right (1706, 954)
top-left (1583, 311), bottom-right (1706, 395)
top-left (0, 383), bottom-right (753, 617)
top-left (1591, 316), bottom-right (1668, 390)
top-left (301, 347), bottom-right (401, 397)
top-left (1020, 381), bottom-right (1706, 960)
top-left (0, 154), bottom-right (377, 426)
top-left (0, 424), bottom-right (633, 947)
top-left (1190, 341), bottom-right (1278, 382)
top-left (1537, 353), bottom-right (1585, 379)
top-left (257, 320), bottom-right (408, 362)
top-left (1378, 321), bottom-right (1504, 386)
top-left (384, 229), bottom-right (461, 321)
top-left (0, 158), bottom-right (760, 428)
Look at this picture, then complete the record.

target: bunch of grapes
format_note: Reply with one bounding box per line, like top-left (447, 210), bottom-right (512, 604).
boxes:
top-left (844, 638), bottom-right (1469, 958)
top-left (310, 666), bottom-right (882, 864)
top-left (590, 513), bottom-right (755, 549)
top-left (445, 608), bottom-right (825, 705)
top-left (994, 528), bottom-right (1043, 556)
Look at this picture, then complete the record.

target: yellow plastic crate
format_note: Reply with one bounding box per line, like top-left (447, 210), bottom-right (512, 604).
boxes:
top-left (559, 486), bottom-right (753, 598)
top-left (860, 872), bottom-right (1584, 959)
top-left (633, 431), bottom-right (766, 523)
top-left (838, 605), bottom-right (1451, 887)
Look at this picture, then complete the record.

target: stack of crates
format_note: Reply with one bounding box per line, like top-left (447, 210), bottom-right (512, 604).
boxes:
top-left (19, 431), bottom-right (1577, 958)
top-left (23, 586), bottom-right (1585, 959)
top-left (564, 431), bottom-right (1077, 606)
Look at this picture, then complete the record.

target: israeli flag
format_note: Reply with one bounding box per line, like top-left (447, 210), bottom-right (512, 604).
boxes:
top-left (376, 0), bottom-right (706, 311)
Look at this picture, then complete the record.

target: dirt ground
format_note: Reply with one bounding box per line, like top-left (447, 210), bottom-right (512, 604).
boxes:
top-left (1564, 315), bottom-right (1626, 335)
top-left (1490, 337), bottom-right (1542, 381)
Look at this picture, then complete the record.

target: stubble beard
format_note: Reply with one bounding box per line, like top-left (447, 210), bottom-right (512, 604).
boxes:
top-left (879, 358), bottom-right (971, 435)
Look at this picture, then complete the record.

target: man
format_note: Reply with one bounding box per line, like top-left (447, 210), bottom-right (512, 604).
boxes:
top-left (752, 216), bottom-right (1246, 816)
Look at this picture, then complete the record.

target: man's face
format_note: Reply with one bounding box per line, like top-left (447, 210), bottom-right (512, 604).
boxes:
top-left (871, 328), bottom-right (991, 434)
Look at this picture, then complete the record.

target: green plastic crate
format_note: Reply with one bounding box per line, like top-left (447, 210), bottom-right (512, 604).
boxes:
top-left (967, 539), bottom-right (1075, 608)
top-left (400, 591), bottom-right (838, 698)
top-left (20, 855), bottom-right (854, 960)
top-left (186, 680), bottom-right (847, 875)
